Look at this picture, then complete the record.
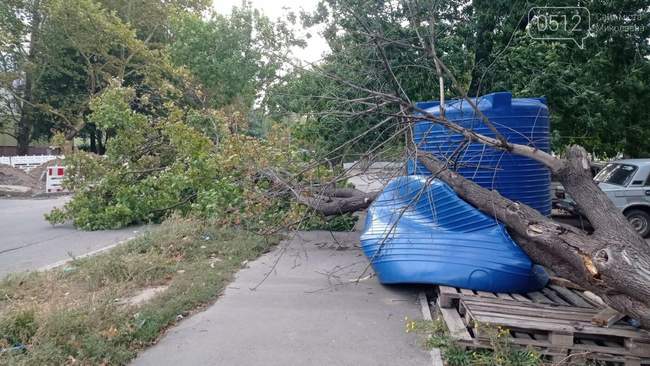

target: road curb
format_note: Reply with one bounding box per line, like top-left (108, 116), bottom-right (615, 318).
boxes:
top-left (38, 236), bottom-right (134, 272)
top-left (419, 292), bottom-right (444, 366)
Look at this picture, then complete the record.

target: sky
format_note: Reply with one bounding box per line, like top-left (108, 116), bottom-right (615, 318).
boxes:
top-left (212, 0), bottom-right (330, 64)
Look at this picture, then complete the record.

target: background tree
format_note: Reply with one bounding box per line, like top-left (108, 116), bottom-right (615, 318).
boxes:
top-left (267, 0), bottom-right (472, 158)
top-left (0, 0), bottom-right (209, 153)
top-left (0, 0), bottom-right (44, 154)
top-left (269, 0), bottom-right (650, 158)
top-left (170, 3), bottom-right (305, 125)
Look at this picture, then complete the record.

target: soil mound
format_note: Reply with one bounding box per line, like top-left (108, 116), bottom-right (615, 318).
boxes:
top-left (0, 164), bottom-right (38, 188)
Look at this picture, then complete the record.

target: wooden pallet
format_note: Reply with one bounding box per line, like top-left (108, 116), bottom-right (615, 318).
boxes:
top-left (436, 285), bottom-right (650, 365)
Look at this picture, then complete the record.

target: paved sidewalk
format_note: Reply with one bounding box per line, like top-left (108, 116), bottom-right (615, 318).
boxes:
top-left (133, 231), bottom-right (430, 366)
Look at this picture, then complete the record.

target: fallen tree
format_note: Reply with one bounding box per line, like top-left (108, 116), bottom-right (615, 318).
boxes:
top-left (279, 3), bottom-right (650, 328)
top-left (417, 147), bottom-right (650, 328)
top-left (260, 1), bottom-right (650, 329)
top-left (291, 116), bottom-right (650, 328)
top-left (292, 124), bottom-right (650, 328)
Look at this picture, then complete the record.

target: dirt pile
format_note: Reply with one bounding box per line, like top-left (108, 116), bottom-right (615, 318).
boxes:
top-left (0, 164), bottom-right (38, 189)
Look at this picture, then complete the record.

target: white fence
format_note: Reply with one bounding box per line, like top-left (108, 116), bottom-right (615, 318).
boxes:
top-left (0, 155), bottom-right (62, 172)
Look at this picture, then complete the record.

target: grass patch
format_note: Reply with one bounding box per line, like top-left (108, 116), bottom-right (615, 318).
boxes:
top-left (406, 317), bottom-right (544, 366)
top-left (0, 216), bottom-right (279, 365)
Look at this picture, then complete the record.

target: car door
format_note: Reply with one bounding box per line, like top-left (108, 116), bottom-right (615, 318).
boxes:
top-left (645, 169), bottom-right (650, 204)
top-left (625, 166), bottom-right (650, 206)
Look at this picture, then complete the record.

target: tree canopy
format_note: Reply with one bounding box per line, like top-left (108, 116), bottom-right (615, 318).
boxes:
top-left (0, 0), bottom-right (647, 229)
top-left (269, 0), bottom-right (650, 158)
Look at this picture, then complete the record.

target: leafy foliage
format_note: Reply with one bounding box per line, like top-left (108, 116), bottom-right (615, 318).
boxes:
top-left (269, 0), bottom-right (650, 157)
top-left (0, 0), bottom-right (208, 151)
top-left (170, 4), bottom-right (305, 110)
top-left (44, 85), bottom-right (320, 230)
top-left (46, 87), bottom-right (212, 229)
top-left (487, 0), bottom-right (650, 157)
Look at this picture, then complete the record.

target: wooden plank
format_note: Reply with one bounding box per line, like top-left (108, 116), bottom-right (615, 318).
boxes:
top-left (625, 357), bottom-right (642, 366)
top-left (460, 288), bottom-right (475, 296)
top-left (495, 293), bottom-right (515, 301)
top-left (472, 333), bottom-right (646, 360)
top-left (464, 335), bottom-right (647, 363)
top-left (511, 293), bottom-right (532, 302)
top-left (471, 310), bottom-right (590, 328)
top-left (463, 304), bottom-right (579, 333)
top-left (461, 297), bottom-right (599, 316)
top-left (592, 306), bottom-right (626, 327)
top-left (572, 339), bottom-right (634, 356)
top-left (527, 291), bottom-right (555, 304)
top-left (542, 288), bottom-right (571, 306)
top-left (437, 298), bottom-right (472, 342)
top-left (549, 332), bottom-right (573, 364)
top-left (438, 286), bottom-right (458, 308)
top-left (625, 339), bottom-right (650, 358)
top-left (462, 298), bottom-right (598, 317)
top-left (549, 332), bottom-right (574, 346)
top-left (476, 291), bottom-right (497, 298)
top-left (465, 310), bottom-right (649, 339)
top-left (466, 304), bottom-right (595, 322)
top-left (550, 285), bottom-right (595, 308)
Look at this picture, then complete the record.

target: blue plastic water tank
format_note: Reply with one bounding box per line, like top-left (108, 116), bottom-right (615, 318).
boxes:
top-left (411, 92), bottom-right (551, 215)
top-left (360, 175), bottom-right (548, 292)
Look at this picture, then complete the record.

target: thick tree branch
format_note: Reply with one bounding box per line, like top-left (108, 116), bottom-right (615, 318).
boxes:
top-left (261, 169), bottom-right (379, 216)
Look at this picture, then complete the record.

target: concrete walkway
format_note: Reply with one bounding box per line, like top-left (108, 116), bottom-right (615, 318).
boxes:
top-left (133, 231), bottom-right (431, 366)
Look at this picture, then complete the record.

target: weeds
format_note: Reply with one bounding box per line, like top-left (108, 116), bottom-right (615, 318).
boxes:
top-left (407, 317), bottom-right (543, 366)
top-left (0, 216), bottom-right (279, 365)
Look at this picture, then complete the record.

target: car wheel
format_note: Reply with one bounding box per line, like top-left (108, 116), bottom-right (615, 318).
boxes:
top-left (625, 209), bottom-right (650, 237)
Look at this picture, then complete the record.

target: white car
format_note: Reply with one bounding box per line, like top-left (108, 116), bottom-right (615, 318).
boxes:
top-left (594, 159), bottom-right (650, 237)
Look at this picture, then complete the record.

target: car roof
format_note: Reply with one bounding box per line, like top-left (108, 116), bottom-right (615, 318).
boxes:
top-left (612, 159), bottom-right (650, 166)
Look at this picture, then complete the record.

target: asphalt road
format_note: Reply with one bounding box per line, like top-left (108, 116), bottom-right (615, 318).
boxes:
top-left (0, 197), bottom-right (145, 277)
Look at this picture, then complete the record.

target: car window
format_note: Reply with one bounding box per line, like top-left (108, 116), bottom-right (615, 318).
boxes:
top-left (645, 171), bottom-right (650, 186)
top-left (594, 163), bottom-right (638, 186)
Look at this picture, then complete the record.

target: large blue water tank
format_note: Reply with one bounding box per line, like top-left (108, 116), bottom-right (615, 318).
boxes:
top-left (411, 92), bottom-right (551, 215)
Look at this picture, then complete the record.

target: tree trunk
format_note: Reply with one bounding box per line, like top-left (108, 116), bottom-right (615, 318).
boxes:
top-left (15, 0), bottom-right (42, 155)
top-left (417, 146), bottom-right (650, 328)
top-left (89, 127), bottom-right (97, 153)
top-left (96, 129), bottom-right (105, 155)
top-left (16, 109), bottom-right (32, 155)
